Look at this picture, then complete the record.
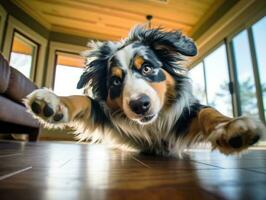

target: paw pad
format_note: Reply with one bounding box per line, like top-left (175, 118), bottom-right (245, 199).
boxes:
top-left (228, 135), bottom-right (242, 148)
top-left (43, 104), bottom-right (54, 117)
top-left (31, 101), bottom-right (41, 114)
top-left (209, 116), bottom-right (265, 154)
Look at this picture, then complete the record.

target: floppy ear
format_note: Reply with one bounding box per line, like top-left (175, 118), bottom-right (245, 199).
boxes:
top-left (77, 41), bottom-right (117, 100)
top-left (152, 33), bottom-right (197, 57)
top-left (129, 26), bottom-right (197, 57)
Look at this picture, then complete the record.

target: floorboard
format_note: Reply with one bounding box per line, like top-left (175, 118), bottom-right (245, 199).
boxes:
top-left (0, 140), bottom-right (265, 200)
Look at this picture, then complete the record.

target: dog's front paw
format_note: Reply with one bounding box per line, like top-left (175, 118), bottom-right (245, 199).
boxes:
top-left (208, 117), bottom-right (265, 155)
top-left (24, 88), bottom-right (69, 126)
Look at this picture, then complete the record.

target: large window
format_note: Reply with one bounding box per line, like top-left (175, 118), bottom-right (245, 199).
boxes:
top-left (204, 45), bottom-right (232, 116)
top-left (190, 45), bottom-right (233, 116)
top-left (232, 30), bottom-right (259, 117)
top-left (191, 16), bottom-right (266, 122)
top-left (53, 53), bottom-right (85, 96)
top-left (252, 16), bottom-right (266, 119)
top-left (9, 32), bottom-right (38, 80)
top-left (189, 62), bottom-right (207, 104)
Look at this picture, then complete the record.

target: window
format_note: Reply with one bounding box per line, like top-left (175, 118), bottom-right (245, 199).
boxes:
top-left (9, 32), bottom-right (38, 79)
top-left (232, 30), bottom-right (259, 117)
top-left (204, 45), bottom-right (233, 116)
top-left (190, 45), bottom-right (233, 116)
top-left (252, 16), bottom-right (266, 119)
top-left (189, 62), bottom-right (207, 104)
top-left (53, 53), bottom-right (85, 96)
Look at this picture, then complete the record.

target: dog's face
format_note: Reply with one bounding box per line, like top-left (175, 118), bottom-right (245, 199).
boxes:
top-left (77, 26), bottom-right (197, 125)
top-left (106, 44), bottom-right (175, 124)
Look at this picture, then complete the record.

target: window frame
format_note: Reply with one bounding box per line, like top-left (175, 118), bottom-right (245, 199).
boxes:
top-left (46, 42), bottom-right (87, 88)
top-left (9, 30), bottom-right (39, 80)
top-left (53, 50), bottom-right (85, 95)
top-left (228, 18), bottom-right (266, 122)
top-left (248, 25), bottom-right (266, 122)
top-left (2, 16), bottom-right (47, 87)
top-left (0, 4), bottom-right (7, 51)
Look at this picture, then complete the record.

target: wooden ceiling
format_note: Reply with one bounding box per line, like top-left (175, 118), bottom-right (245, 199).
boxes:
top-left (12, 0), bottom-right (226, 41)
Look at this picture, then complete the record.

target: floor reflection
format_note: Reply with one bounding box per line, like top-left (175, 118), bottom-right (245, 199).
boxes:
top-left (0, 141), bottom-right (265, 200)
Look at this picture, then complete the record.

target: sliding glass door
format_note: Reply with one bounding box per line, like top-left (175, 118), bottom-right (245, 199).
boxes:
top-left (190, 44), bottom-right (233, 116)
top-left (204, 45), bottom-right (233, 116)
top-left (231, 30), bottom-right (259, 117)
top-left (252, 17), bottom-right (266, 119)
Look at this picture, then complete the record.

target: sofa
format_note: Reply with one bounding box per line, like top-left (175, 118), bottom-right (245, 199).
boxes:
top-left (0, 53), bottom-right (40, 141)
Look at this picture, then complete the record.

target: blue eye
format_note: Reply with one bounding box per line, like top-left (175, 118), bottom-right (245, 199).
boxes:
top-left (142, 63), bottom-right (153, 75)
top-left (112, 78), bottom-right (121, 86)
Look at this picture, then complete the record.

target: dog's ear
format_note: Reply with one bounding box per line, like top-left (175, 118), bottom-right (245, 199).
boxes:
top-left (129, 26), bottom-right (197, 57)
top-left (77, 41), bottom-right (117, 100)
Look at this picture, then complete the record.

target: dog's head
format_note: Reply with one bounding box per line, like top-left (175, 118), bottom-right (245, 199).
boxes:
top-left (77, 26), bottom-right (197, 125)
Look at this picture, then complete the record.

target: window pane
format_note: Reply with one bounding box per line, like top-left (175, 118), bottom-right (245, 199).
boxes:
top-left (54, 54), bottom-right (85, 96)
top-left (189, 62), bottom-right (207, 104)
top-left (252, 16), bottom-right (266, 119)
top-left (232, 30), bottom-right (259, 117)
top-left (9, 32), bottom-right (37, 79)
top-left (204, 45), bottom-right (233, 116)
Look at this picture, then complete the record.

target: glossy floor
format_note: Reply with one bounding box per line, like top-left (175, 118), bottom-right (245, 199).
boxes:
top-left (0, 140), bottom-right (266, 200)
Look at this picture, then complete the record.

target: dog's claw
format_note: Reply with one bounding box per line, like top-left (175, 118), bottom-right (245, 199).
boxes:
top-left (249, 135), bottom-right (260, 145)
top-left (54, 113), bottom-right (64, 121)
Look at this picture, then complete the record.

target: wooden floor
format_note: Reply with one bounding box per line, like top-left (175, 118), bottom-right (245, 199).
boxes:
top-left (0, 140), bottom-right (266, 200)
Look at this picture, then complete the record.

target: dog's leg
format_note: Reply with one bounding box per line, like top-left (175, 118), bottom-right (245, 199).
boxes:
top-left (24, 88), bottom-right (91, 127)
top-left (197, 107), bottom-right (265, 154)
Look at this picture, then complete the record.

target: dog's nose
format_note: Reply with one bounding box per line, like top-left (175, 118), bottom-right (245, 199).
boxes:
top-left (129, 95), bottom-right (151, 115)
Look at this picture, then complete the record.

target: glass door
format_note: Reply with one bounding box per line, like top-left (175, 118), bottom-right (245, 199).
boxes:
top-left (252, 17), bottom-right (266, 120)
top-left (231, 30), bottom-right (259, 118)
top-left (204, 45), bottom-right (233, 116)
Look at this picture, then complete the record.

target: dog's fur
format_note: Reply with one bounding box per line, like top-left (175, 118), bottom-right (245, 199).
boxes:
top-left (25, 26), bottom-right (266, 157)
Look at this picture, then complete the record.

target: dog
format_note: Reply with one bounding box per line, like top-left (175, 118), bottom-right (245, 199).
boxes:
top-left (24, 26), bottom-right (266, 156)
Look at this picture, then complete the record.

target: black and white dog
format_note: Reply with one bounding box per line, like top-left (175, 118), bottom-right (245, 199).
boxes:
top-left (25, 26), bottom-right (265, 156)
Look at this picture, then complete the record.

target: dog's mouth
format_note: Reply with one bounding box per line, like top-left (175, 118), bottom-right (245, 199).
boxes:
top-left (134, 114), bottom-right (158, 125)
top-left (140, 114), bottom-right (155, 123)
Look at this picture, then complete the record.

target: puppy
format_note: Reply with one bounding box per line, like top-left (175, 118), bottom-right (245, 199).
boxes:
top-left (24, 26), bottom-right (266, 156)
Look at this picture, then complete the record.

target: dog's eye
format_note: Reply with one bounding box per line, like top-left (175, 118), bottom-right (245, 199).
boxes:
top-left (142, 63), bottom-right (153, 76)
top-left (112, 78), bottom-right (121, 86)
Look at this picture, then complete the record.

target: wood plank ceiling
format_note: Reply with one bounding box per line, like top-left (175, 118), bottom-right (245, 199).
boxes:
top-left (12, 0), bottom-right (225, 41)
